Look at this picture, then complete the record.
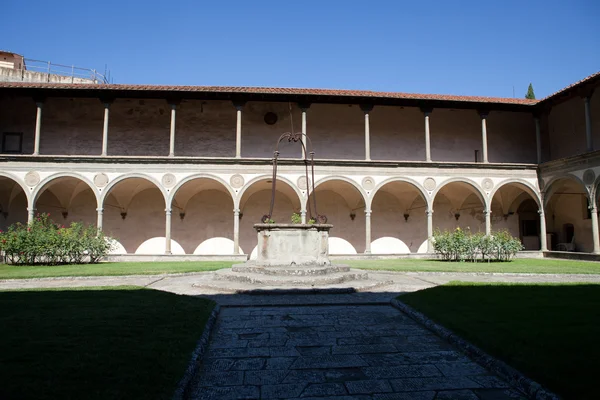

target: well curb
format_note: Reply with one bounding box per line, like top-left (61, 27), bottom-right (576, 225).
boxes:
top-left (172, 303), bottom-right (221, 400)
top-left (390, 298), bottom-right (560, 400)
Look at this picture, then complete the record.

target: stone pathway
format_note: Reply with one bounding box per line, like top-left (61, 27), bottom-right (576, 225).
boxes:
top-left (189, 304), bottom-right (526, 399)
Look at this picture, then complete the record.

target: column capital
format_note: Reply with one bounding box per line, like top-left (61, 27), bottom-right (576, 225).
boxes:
top-left (589, 205), bottom-right (598, 213)
top-left (477, 109), bottom-right (489, 118)
top-left (33, 96), bottom-right (46, 105)
top-left (537, 209), bottom-right (545, 216)
top-left (425, 209), bottom-right (434, 216)
top-left (364, 210), bottom-right (372, 217)
top-left (420, 107), bottom-right (433, 115)
top-left (96, 207), bottom-right (104, 213)
top-left (232, 100), bottom-right (246, 110)
top-left (578, 86), bottom-right (595, 100)
top-left (483, 209), bottom-right (492, 215)
top-left (165, 208), bottom-right (172, 215)
top-left (298, 102), bottom-right (311, 111)
top-left (360, 104), bottom-right (374, 113)
top-left (233, 208), bottom-right (240, 215)
top-left (27, 207), bottom-right (37, 212)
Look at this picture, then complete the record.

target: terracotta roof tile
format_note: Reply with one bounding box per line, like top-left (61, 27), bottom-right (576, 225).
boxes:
top-left (0, 82), bottom-right (538, 105)
top-left (540, 70), bottom-right (600, 102)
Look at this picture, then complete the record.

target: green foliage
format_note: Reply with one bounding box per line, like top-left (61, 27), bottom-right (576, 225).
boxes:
top-left (291, 212), bottom-right (302, 224)
top-left (0, 213), bottom-right (114, 265)
top-left (432, 227), bottom-right (523, 262)
top-left (525, 83), bottom-right (536, 99)
top-left (308, 218), bottom-right (316, 225)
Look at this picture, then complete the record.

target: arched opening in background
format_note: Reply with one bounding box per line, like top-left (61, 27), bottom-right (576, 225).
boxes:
top-left (433, 181), bottom-right (485, 235)
top-left (0, 176), bottom-right (28, 231)
top-left (171, 177), bottom-right (234, 254)
top-left (35, 176), bottom-right (96, 229)
top-left (309, 179), bottom-right (366, 254)
top-left (371, 180), bottom-right (427, 253)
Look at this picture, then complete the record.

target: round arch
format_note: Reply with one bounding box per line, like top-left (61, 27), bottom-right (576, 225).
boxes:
top-left (168, 173), bottom-right (235, 206)
top-left (33, 172), bottom-right (98, 206)
top-left (313, 175), bottom-right (368, 210)
top-left (236, 174), bottom-right (303, 211)
top-left (369, 177), bottom-right (430, 210)
top-left (543, 174), bottom-right (590, 208)
top-left (489, 179), bottom-right (542, 209)
top-left (431, 177), bottom-right (487, 207)
top-left (99, 173), bottom-right (167, 207)
top-left (0, 172), bottom-right (30, 204)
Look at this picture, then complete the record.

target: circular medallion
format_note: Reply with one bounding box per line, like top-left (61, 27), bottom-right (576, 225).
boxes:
top-left (93, 173), bottom-right (109, 188)
top-left (162, 173), bottom-right (176, 188)
top-left (362, 177), bottom-right (375, 191)
top-left (230, 174), bottom-right (245, 189)
top-left (297, 176), bottom-right (311, 190)
top-left (583, 169), bottom-right (596, 186)
top-left (482, 178), bottom-right (494, 191)
top-left (24, 171), bottom-right (40, 187)
top-left (423, 178), bottom-right (436, 191)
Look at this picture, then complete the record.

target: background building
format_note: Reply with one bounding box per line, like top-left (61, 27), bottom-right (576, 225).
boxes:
top-left (0, 71), bottom-right (598, 257)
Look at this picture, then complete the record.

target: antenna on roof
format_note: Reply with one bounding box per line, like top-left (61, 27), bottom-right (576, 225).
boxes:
top-left (512, 86), bottom-right (515, 98)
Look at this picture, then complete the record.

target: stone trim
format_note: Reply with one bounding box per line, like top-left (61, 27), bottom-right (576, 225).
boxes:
top-left (390, 299), bottom-right (560, 400)
top-left (172, 304), bottom-right (221, 400)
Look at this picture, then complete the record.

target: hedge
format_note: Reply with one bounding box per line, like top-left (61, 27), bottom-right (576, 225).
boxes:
top-left (0, 213), bottom-right (113, 265)
top-left (432, 227), bottom-right (523, 262)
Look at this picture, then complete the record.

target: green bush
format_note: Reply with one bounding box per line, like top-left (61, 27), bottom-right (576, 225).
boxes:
top-left (432, 227), bottom-right (523, 262)
top-left (291, 212), bottom-right (302, 224)
top-left (0, 213), bottom-right (114, 265)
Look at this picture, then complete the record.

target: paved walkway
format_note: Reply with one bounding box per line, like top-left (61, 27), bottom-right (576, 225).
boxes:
top-left (189, 304), bottom-right (525, 399)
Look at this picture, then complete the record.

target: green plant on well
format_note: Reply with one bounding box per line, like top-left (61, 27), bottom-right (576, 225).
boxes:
top-left (432, 227), bottom-right (523, 262)
top-left (0, 213), bottom-right (114, 265)
top-left (291, 212), bottom-right (302, 224)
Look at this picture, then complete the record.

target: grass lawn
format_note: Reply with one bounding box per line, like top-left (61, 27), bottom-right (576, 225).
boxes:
top-left (344, 257), bottom-right (600, 274)
top-left (400, 282), bottom-right (600, 400)
top-left (0, 286), bottom-right (215, 400)
top-left (0, 261), bottom-right (233, 279)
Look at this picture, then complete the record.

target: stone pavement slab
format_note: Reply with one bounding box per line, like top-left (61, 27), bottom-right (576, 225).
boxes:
top-left (188, 304), bottom-right (527, 399)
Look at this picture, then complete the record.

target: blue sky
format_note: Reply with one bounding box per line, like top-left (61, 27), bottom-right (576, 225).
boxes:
top-left (3, 0), bottom-right (599, 98)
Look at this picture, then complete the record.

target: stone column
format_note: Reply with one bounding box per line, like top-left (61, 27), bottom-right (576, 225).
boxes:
top-left (101, 102), bottom-right (111, 156)
top-left (534, 116), bottom-right (542, 164)
top-left (33, 101), bottom-right (43, 155)
top-left (360, 105), bottom-right (373, 161)
top-left (538, 209), bottom-right (548, 251)
top-left (233, 208), bottom-right (240, 255)
top-left (421, 108), bottom-right (432, 162)
top-left (169, 103), bottom-right (178, 157)
top-left (365, 210), bottom-right (372, 254)
top-left (484, 208), bottom-right (492, 236)
top-left (27, 207), bottom-right (36, 224)
top-left (301, 210), bottom-right (307, 224)
top-left (299, 103), bottom-right (310, 159)
top-left (479, 111), bottom-right (489, 163)
top-left (96, 207), bottom-right (104, 232)
top-left (233, 101), bottom-right (245, 159)
top-left (585, 96), bottom-right (593, 152)
top-left (591, 205), bottom-right (600, 254)
top-left (426, 209), bottom-right (434, 253)
top-left (165, 208), bottom-right (172, 255)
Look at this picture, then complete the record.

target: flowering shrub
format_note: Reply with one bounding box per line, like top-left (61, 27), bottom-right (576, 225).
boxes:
top-left (0, 213), bottom-right (114, 265)
top-left (433, 227), bottom-right (523, 262)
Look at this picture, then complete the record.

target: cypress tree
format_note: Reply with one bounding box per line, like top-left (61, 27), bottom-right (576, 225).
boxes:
top-left (525, 83), bottom-right (536, 99)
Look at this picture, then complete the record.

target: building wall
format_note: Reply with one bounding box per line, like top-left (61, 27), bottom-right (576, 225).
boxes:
top-left (548, 96), bottom-right (587, 159)
top-left (0, 96), bottom-right (35, 154)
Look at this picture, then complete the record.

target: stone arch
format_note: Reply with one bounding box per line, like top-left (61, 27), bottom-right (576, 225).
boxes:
top-left (170, 175), bottom-right (236, 254)
top-left (237, 175), bottom-right (302, 255)
top-left (33, 172), bottom-right (98, 206)
top-left (99, 173), bottom-right (167, 206)
top-left (168, 173), bottom-right (235, 206)
top-left (309, 176), bottom-right (367, 253)
top-left (369, 177), bottom-right (430, 210)
top-left (100, 174), bottom-right (167, 254)
top-left (490, 179), bottom-right (543, 250)
top-left (32, 173), bottom-right (98, 228)
top-left (370, 178), bottom-right (429, 253)
top-left (0, 173), bottom-right (30, 230)
top-left (543, 175), bottom-right (592, 252)
top-left (431, 178), bottom-right (487, 235)
top-left (489, 179), bottom-right (541, 209)
top-left (313, 175), bottom-right (368, 210)
top-left (432, 177), bottom-right (486, 207)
